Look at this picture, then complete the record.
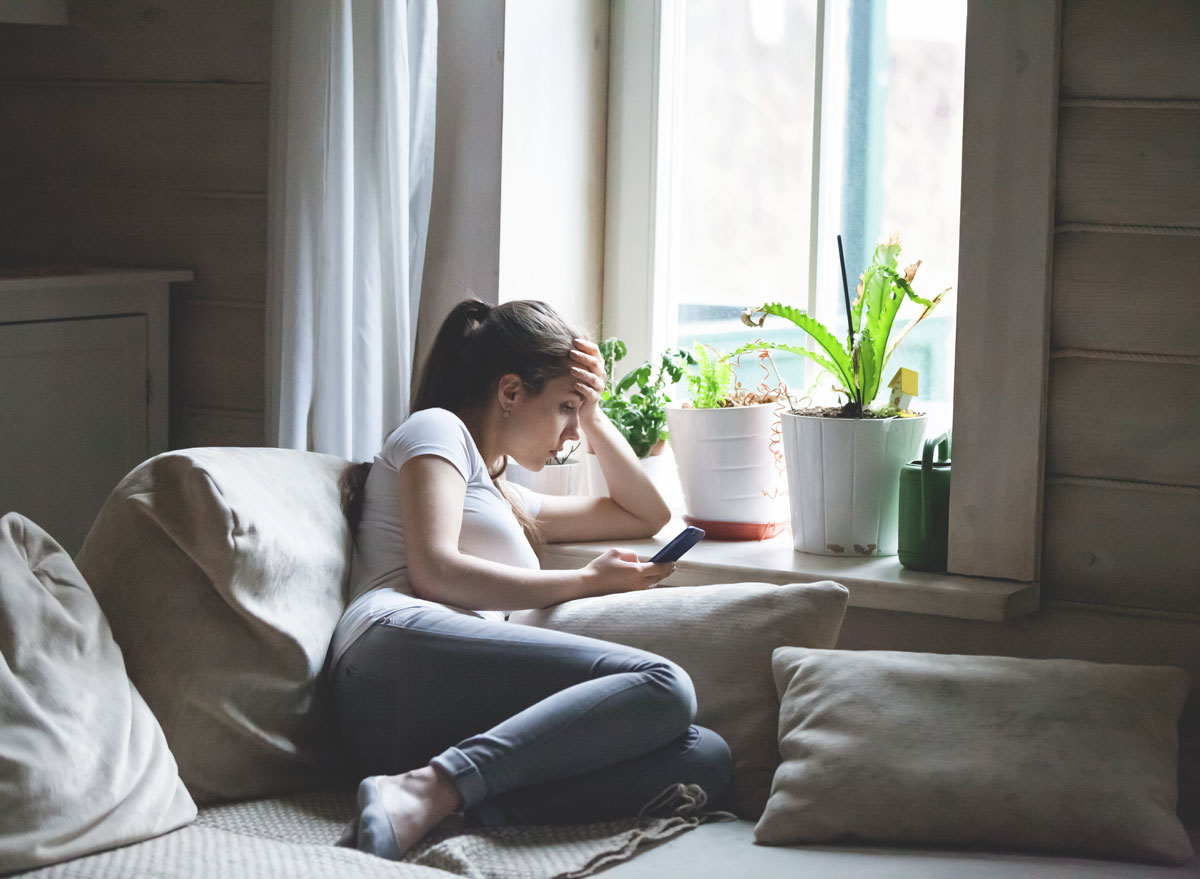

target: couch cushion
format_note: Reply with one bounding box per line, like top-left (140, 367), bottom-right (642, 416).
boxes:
top-left (510, 580), bottom-right (849, 819)
top-left (76, 448), bottom-right (353, 804)
top-left (602, 818), bottom-right (1200, 878)
top-left (17, 825), bottom-right (452, 879)
top-left (0, 513), bottom-right (196, 874)
top-left (756, 647), bottom-right (1194, 865)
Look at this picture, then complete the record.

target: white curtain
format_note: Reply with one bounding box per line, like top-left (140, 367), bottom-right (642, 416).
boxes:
top-left (266, 0), bottom-right (437, 460)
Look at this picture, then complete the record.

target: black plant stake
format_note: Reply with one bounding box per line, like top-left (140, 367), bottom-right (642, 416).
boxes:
top-left (836, 234), bottom-right (861, 411)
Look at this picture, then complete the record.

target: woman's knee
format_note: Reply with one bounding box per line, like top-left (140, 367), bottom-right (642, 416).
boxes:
top-left (644, 657), bottom-right (698, 731)
top-left (681, 726), bottom-right (733, 804)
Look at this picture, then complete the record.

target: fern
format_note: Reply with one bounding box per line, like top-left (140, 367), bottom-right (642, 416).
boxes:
top-left (686, 342), bottom-right (734, 409)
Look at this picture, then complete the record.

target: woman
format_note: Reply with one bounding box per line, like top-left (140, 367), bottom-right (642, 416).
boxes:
top-left (330, 299), bottom-right (732, 860)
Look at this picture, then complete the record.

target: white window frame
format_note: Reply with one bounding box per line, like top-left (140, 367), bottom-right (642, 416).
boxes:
top-left (601, 0), bottom-right (1059, 585)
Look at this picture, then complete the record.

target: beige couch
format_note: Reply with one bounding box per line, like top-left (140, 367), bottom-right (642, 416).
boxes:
top-left (5, 447), bottom-right (1197, 879)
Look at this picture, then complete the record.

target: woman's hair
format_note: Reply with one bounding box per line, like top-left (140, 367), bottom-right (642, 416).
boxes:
top-left (340, 298), bottom-right (586, 543)
top-left (413, 298), bottom-right (584, 414)
top-left (338, 461), bottom-right (372, 535)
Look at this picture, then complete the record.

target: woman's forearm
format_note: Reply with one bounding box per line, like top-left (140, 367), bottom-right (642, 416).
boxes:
top-left (408, 549), bottom-right (590, 611)
top-left (583, 411), bottom-right (671, 533)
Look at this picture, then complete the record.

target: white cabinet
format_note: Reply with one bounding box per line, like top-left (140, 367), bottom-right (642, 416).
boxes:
top-left (0, 269), bottom-right (190, 554)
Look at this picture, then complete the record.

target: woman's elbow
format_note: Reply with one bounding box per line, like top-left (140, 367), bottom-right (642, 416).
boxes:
top-left (644, 500), bottom-right (672, 536)
top-left (406, 550), bottom-right (455, 602)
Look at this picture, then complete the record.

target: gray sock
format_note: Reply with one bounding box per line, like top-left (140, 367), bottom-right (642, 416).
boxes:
top-left (354, 776), bottom-right (405, 860)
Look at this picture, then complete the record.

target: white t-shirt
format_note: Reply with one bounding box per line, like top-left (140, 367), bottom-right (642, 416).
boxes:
top-left (328, 407), bottom-right (542, 666)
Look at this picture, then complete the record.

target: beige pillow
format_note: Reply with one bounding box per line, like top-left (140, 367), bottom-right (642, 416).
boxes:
top-left (0, 513), bottom-right (196, 873)
top-left (510, 581), bottom-right (848, 819)
top-left (76, 448), bottom-right (353, 804)
top-left (758, 647), bottom-right (1194, 865)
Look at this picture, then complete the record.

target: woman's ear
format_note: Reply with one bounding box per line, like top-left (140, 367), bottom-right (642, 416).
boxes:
top-left (496, 373), bottom-right (524, 411)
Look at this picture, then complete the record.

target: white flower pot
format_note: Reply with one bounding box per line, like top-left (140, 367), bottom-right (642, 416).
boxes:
top-left (781, 412), bottom-right (926, 556)
top-left (505, 460), bottom-right (585, 496)
top-left (665, 403), bottom-right (787, 539)
top-left (586, 443), bottom-right (677, 501)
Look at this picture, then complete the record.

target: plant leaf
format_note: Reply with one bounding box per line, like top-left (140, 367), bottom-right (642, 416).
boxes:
top-left (745, 302), bottom-right (853, 377)
top-left (883, 286), bottom-right (950, 369)
top-left (731, 340), bottom-right (852, 394)
top-left (859, 327), bottom-right (881, 405)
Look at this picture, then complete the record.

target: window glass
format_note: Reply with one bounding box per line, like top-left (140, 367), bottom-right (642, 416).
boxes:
top-left (666, 0), bottom-right (966, 434)
top-left (670, 0), bottom-right (819, 400)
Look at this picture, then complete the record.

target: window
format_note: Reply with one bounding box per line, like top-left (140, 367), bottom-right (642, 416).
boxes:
top-left (604, 1), bottom-right (1057, 584)
top-left (606, 0), bottom-right (966, 436)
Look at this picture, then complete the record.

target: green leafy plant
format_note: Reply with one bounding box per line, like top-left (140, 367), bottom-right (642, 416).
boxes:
top-left (685, 342), bottom-right (735, 409)
top-left (599, 339), bottom-right (694, 457)
top-left (739, 234), bottom-right (948, 416)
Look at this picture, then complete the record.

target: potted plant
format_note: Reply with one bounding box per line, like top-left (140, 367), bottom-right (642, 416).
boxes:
top-left (665, 342), bottom-right (789, 540)
top-left (740, 233), bottom-right (948, 556)
top-left (587, 339), bottom-right (692, 497)
top-left (505, 442), bottom-right (586, 496)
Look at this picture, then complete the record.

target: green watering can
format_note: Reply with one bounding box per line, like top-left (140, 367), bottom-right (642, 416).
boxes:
top-left (898, 432), bottom-right (951, 572)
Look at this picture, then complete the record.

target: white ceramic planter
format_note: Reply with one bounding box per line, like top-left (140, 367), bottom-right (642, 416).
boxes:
top-left (665, 403), bottom-right (787, 537)
top-left (504, 460), bottom-right (585, 496)
top-left (781, 412), bottom-right (926, 556)
top-left (586, 444), bottom-right (677, 502)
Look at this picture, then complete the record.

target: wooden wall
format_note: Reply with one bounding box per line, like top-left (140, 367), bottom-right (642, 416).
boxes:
top-left (0, 0), bottom-right (270, 448)
top-left (1044, 0), bottom-right (1200, 616)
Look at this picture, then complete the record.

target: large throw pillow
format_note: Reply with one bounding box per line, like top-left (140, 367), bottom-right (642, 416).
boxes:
top-left (76, 447), bottom-right (353, 804)
top-left (0, 513), bottom-right (196, 874)
top-left (510, 581), bottom-right (848, 819)
top-left (758, 647), bottom-right (1194, 865)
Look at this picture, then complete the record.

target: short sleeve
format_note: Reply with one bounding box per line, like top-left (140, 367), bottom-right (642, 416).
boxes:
top-left (377, 408), bottom-right (476, 481)
top-left (503, 481), bottom-right (543, 519)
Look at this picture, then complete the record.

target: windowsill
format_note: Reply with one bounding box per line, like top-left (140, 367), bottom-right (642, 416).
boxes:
top-left (539, 519), bottom-right (1039, 623)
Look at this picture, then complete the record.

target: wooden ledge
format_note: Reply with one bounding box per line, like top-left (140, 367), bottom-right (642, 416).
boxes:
top-left (539, 521), bottom-right (1040, 623)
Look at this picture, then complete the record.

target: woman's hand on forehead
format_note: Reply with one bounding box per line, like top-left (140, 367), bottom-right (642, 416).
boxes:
top-left (569, 339), bottom-right (606, 419)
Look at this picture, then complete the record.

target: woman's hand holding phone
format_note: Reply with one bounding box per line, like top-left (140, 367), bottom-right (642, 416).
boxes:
top-left (581, 549), bottom-right (674, 598)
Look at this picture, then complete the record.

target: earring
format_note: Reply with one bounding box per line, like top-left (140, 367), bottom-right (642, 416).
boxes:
top-left (502, 408), bottom-right (511, 419)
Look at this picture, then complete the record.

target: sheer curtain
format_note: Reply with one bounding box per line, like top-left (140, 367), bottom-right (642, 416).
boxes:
top-left (266, 0), bottom-right (437, 460)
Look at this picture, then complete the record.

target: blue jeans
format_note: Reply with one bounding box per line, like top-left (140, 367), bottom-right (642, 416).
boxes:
top-left (331, 604), bottom-right (732, 826)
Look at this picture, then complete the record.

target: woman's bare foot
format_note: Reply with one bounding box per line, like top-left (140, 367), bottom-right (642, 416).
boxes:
top-left (355, 766), bottom-right (461, 860)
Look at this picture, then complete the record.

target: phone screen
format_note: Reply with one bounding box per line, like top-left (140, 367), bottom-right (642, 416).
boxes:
top-left (650, 526), bottom-right (705, 564)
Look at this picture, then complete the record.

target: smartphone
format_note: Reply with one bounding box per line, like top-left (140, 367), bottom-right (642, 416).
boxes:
top-left (650, 526), bottom-right (705, 564)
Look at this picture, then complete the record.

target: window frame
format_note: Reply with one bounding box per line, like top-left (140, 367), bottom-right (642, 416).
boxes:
top-left (602, 0), bottom-right (1059, 586)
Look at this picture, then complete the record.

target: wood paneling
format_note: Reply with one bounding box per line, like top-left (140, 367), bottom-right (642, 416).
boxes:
top-left (0, 83), bottom-right (268, 194)
top-left (1041, 482), bottom-right (1200, 614)
top-left (0, 1), bottom-right (271, 450)
top-left (0, 190), bottom-right (266, 304)
top-left (1057, 107), bottom-right (1200, 227)
top-left (947, 1), bottom-right (1059, 583)
top-left (1046, 358), bottom-right (1200, 486)
top-left (172, 407), bottom-right (264, 449)
top-left (0, 0), bottom-right (270, 83)
top-left (171, 300), bottom-right (264, 413)
top-left (1061, 0), bottom-right (1200, 99)
top-left (1052, 231), bottom-right (1200, 357)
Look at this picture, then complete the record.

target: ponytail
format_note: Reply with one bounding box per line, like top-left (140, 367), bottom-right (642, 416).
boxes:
top-left (413, 299), bottom-right (494, 413)
top-left (338, 461), bottom-right (372, 534)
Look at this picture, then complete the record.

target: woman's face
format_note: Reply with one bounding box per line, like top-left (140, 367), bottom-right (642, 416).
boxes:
top-left (504, 374), bottom-right (584, 470)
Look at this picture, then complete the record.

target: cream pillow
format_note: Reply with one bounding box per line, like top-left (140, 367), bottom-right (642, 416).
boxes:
top-left (510, 580), bottom-right (848, 819)
top-left (76, 448), bottom-right (353, 804)
top-left (758, 647), bottom-right (1194, 865)
top-left (0, 513), bottom-right (196, 874)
